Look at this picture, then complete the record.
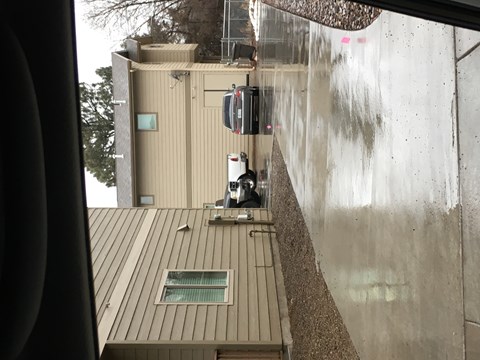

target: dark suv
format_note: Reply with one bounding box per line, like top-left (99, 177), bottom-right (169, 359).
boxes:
top-left (222, 85), bottom-right (260, 135)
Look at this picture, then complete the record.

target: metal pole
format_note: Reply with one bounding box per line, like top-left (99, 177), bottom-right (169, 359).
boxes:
top-left (249, 229), bottom-right (277, 237)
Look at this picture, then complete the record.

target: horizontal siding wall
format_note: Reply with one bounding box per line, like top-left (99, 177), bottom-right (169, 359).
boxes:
top-left (141, 44), bottom-right (197, 63)
top-left (133, 70), bottom-right (188, 208)
top-left (190, 64), bottom-right (254, 72)
top-left (93, 208), bottom-right (282, 347)
top-left (133, 63), bottom-right (190, 71)
top-left (190, 70), bottom-right (254, 207)
top-left (132, 63), bottom-right (255, 72)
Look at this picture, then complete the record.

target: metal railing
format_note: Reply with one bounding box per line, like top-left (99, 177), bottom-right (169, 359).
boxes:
top-left (221, 0), bottom-right (252, 62)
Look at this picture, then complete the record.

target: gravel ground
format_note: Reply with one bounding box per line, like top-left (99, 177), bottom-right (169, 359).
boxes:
top-left (261, 0), bottom-right (381, 30)
top-left (270, 138), bottom-right (359, 360)
top-left (257, 2), bottom-right (381, 358)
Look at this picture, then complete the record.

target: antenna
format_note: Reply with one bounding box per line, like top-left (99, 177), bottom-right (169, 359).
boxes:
top-left (169, 73), bottom-right (180, 81)
top-left (169, 71), bottom-right (190, 89)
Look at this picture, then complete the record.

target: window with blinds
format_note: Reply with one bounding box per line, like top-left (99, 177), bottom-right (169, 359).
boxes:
top-left (155, 270), bottom-right (233, 304)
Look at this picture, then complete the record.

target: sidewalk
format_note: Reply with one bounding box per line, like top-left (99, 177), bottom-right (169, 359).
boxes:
top-left (257, 3), bottom-right (480, 359)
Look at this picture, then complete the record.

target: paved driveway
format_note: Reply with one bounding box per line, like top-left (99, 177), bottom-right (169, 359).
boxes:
top-left (254, 3), bottom-right (480, 359)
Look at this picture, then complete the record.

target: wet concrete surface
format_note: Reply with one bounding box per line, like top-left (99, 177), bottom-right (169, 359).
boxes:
top-left (253, 3), bottom-right (480, 359)
top-left (457, 38), bottom-right (480, 329)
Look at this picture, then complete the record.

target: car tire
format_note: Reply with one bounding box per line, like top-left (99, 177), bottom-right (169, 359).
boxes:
top-left (238, 173), bottom-right (256, 191)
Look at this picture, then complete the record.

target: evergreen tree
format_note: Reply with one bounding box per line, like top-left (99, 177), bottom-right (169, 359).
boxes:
top-left (80, 66), bottom-right (116, 187)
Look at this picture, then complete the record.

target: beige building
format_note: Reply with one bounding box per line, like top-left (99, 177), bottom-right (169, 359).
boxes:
top-left (113, 38), bottom-right (256, 208)
top-left (89, 207), bottom-right (291, 359)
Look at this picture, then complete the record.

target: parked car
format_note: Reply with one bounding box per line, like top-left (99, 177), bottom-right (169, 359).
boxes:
top-left (222, 85), bottom-right (260, 134)
top-left (223, 152), bottom-right (260, 208)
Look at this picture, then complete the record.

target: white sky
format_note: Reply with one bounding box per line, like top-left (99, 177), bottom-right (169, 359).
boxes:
top-left (74, 0), bottom-right (118, 207)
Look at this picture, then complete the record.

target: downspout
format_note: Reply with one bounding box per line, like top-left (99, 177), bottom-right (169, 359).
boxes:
top-left (128, 61), bottom-right (137, 206)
